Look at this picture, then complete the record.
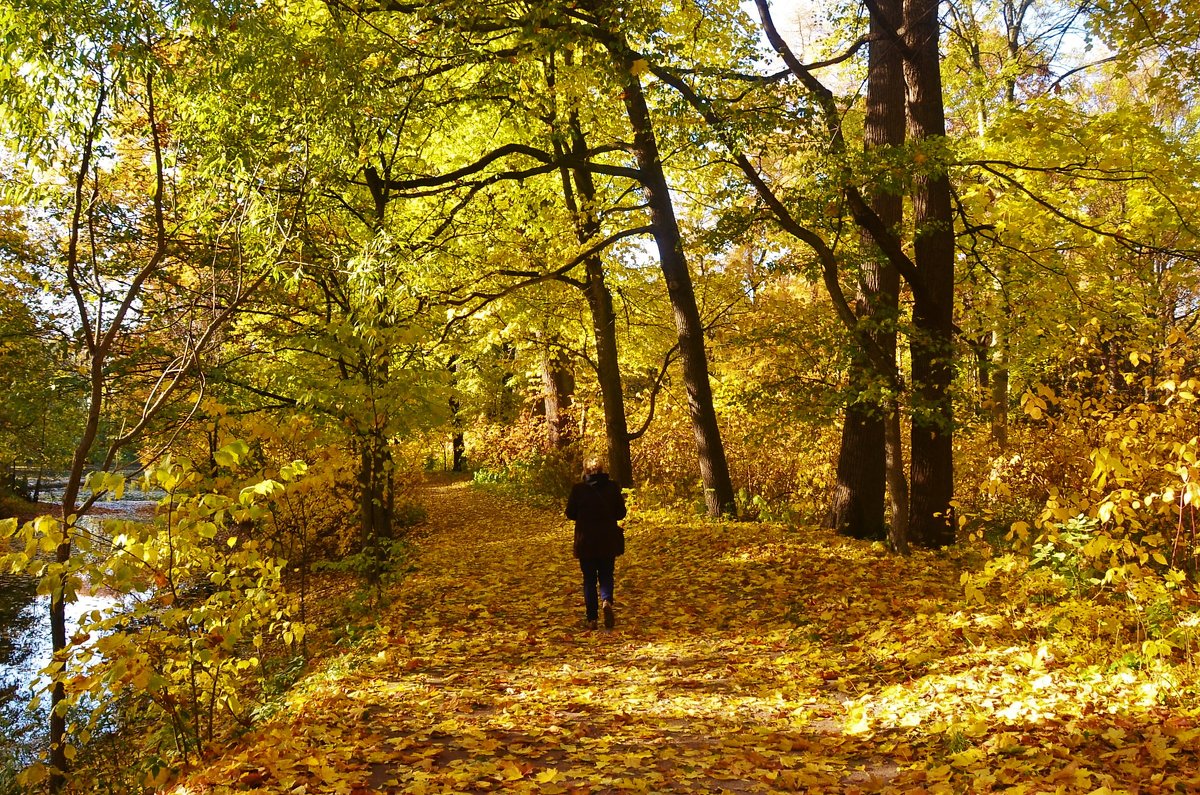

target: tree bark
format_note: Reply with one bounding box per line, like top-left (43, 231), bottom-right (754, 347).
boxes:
top-left (448, 357), bottom-right (467, 471)
top-left (561, 117), bottom-right (635, 486)
top-left (617, 64), bottom-right (736, 517)
top-left (359, 168), bottom-right (398, 570)
top-left (829, 406), bottom-right (887, 539)
top-left (358, 428), bottom-right (395, 581)
top-left (829, 0), bottom-right (907, 542)
top-left (885, 399), bottom-right (910, 554)
top-left (539, 338), bottom-right (574, 449)
top-left (904, 0), bottom-right (957, 547)
top-left (584, 255), bottom-right (635, 485)
top-left (452, 430), bottom-right (466, 471)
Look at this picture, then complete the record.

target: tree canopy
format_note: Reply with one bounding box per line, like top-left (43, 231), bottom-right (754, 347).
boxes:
top-left (1, 0), bottom-right (1199, 791)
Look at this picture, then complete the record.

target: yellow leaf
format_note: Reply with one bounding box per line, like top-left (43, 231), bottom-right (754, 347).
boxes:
top-left (845, 704), bottom-right (871, 734)
top-left (498, 760), bottom-right (525, 781)
top-left (18, 763), bottom-right (47, 786)
top-left (948, 748), bottom-right (983, 768)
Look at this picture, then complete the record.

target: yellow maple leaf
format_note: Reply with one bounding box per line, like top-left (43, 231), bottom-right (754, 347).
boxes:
top-left (498, 760), bottom-right (525, 781)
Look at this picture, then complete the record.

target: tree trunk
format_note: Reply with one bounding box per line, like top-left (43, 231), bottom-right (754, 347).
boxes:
top-left (584, 257), bottom-right (635, 486)
top-left (618, 65), bottom-right (735, 517)
top-left (452, 430), bottom-right (466, 472)
top-left (448, 357), bottom-right (466, 471)
top-left (829, 405), bottom-right (887, 539)
top-left (48, 560), bottom-right (68, 789)
top-left (904, 0), bottom-right (957, 548)
top-left (830, 0), bottom-right (906, 541)
top-left (49, 336), bottom-right (109, 790)
top-left (539, 339), bottom-right (574, 449)
top-left (974, 332), bottom-right (991, 409)
top-left (358, 429), bottom-right (394, 581)
top-left (885, 399), bottom-right (910, 554)
top-left (562, 117), bottom-right (635, 486)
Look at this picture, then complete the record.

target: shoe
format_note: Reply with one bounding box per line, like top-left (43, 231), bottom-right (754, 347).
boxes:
top-left (584, 619), bottom-right (598, 630)
top-left (602, 599), bottom-right (614, 629)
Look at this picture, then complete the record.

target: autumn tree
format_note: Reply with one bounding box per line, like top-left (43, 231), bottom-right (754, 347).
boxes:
top-left (0, 1), bottom-right (303, 782)
top-left (0, 230), bottom-right (81, 494)
top-left (828, 0), bottom-right (909, 544)
top-left (311, 1), bottom-right (738, 514)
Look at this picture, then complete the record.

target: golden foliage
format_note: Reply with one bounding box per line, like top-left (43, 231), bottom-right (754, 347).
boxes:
top-left (169, 479), bottom-right (1200, 794)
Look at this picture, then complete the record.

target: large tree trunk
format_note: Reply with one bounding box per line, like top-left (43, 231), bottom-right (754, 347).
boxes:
top-left (584, 256), bottom-right (635, 485)
top-left (829, 406), bottom-right (887, 538)
top-left (904, 0), bottom-right (957, 548)
top-left (618, 66), bottom-right (736, 517)
top-left (562, 118), bottom-right (635, 486)
top-left (829, 0), bottom-right (907, 542)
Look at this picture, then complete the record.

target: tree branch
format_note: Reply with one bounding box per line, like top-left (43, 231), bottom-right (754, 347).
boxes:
top-left (626, 344), bottom-right (680, 441)
top-left (376, 142), bottom-right (642, 193)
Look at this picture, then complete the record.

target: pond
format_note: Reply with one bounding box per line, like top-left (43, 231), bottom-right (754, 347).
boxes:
top-left (0, 491), bottom-right (157, 766)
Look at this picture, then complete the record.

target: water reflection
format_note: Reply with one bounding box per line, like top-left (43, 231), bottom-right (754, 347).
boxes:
top-left (0, 493), bottom-right (156, 764)
top-left (0, 573), bottom-right (39, 679)
top-left (0, 573), bottom-right (49, 765)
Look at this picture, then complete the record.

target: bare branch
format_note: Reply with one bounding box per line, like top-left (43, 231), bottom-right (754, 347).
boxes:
top-left (377, 143), bottom-right (643, 194)
top-left (627, 344), bottom-right (680, 441)
top-left (65, 84), bottom-right (107, 354)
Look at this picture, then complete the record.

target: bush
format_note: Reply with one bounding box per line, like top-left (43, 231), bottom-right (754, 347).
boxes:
top-left (961, 328), bottom-right (1200, 668)
top-left (0, 448), bottom-right (309, 784)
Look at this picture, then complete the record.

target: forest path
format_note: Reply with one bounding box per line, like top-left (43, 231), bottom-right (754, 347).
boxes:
top-left (180, 477), bottom-right (1200, 794)
top-left (353, 476), bottom-right (878, 793)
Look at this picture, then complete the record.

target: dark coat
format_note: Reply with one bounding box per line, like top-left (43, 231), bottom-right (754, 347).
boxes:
top-left (565, 473), bottom-right (627, 559)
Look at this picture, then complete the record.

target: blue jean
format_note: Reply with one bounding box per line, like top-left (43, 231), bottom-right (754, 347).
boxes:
top-left (579, 557), bottom-right (615, 621)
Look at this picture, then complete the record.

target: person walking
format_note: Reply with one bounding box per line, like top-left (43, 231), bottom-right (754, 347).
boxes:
top-left (566, 459), bottom-right (626, 629)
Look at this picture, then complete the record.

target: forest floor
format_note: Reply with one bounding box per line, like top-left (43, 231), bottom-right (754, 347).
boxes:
top-left (175, 475), bottom-right (1200, 794)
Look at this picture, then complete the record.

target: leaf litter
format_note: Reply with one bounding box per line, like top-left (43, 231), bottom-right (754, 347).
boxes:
top-left (173, 478), bottom-right (1200, 794)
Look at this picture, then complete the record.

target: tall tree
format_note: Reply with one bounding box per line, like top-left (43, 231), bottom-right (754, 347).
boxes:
top-left (547, 52), bottom-right (635, 484)
top-left (902, 0), bottom-right (959, 547)
top-left (829, 0), bottom-right (909, 543)
top-left (325, 1), bottom-right (739, 514)
top-left (559, 1), bottom-right (736, 515)
top-left (0, 17), bottom-right (296, 785)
